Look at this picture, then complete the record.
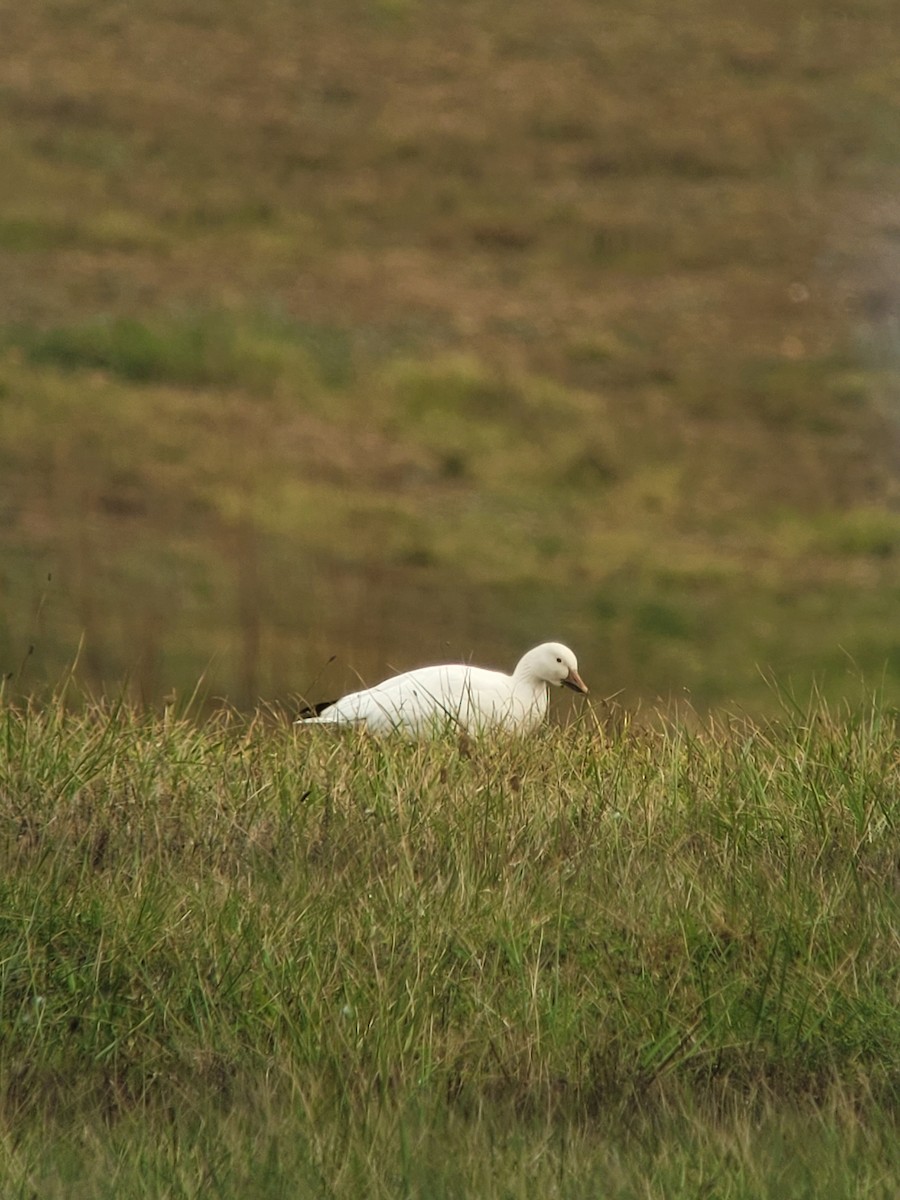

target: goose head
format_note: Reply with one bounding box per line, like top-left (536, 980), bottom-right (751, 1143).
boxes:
top-left (516, 643), bottom-right (588, 694)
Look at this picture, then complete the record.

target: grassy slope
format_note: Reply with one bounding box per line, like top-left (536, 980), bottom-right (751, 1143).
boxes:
top-left (1, 695), bottom-right (899, 1195)
top-left (3, 1), bottom-right (900, 711)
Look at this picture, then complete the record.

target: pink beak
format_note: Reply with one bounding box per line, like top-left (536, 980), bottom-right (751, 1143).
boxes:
top-left (563, 667), bottom-right (588, 695)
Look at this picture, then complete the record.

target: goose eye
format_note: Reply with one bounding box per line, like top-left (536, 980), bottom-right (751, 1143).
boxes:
top-left (556, 657), bottom-right (562, 663)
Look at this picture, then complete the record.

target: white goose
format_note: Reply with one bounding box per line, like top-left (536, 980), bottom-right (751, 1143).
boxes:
top-left (296, 642), bottom-right (588, 736)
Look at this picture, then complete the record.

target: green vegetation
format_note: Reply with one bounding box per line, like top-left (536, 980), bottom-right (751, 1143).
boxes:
top-left (1, 692), bottom-right (898, 1196)
top-left (2, 0), bottom-right (900, 711)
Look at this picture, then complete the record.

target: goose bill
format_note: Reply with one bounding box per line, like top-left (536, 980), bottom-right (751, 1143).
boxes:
top-left (562, 668), bottom-right (588, 694)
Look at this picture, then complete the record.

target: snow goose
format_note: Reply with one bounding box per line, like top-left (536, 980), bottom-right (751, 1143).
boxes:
top-left (296, 642), bottom-right (588, 735)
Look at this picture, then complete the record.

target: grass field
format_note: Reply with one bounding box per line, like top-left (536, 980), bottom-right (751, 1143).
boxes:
top-left (1, 7), bottom-right (900, 1190)
top-left (2, 0), bottom-right (900, 712)
top-left (1, 690), bottom-right (899, 1196)
top-left (3, 6), bottom-right (900, 1189)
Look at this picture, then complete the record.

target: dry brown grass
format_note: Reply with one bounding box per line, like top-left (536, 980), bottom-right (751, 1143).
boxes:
top-left (2, 0), bottom-right (900, 709)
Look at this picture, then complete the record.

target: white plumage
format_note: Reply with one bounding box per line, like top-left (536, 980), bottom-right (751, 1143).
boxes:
top-left (296, 642), bottom-right (588, 736)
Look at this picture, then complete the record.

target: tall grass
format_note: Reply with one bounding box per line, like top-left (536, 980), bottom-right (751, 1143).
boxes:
top-left (1, 689), bottom-right (898, 1195)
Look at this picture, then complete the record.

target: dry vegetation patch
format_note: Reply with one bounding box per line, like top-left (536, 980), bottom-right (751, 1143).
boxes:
top-left (2, 0), bottom-right (900, 711)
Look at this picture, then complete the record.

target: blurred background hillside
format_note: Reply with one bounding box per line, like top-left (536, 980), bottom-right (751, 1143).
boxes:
top-left (2, 0), bottom-right (900, 713)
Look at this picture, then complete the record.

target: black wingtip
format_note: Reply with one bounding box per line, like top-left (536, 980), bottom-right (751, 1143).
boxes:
top-left (296, 699), bottom-right (337, 719)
